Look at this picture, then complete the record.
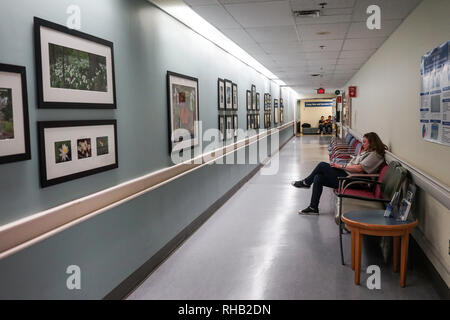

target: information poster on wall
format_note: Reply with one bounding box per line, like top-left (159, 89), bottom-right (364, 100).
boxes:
top-left (420, 40), bottom-right (450, 146)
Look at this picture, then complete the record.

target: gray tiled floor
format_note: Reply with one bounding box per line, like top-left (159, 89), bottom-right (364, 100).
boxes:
top-left (127, 136), bottom-right (441, 300)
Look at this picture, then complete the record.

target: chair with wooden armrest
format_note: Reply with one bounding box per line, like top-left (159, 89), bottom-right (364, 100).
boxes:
top-left (334, 161), bottom-right (407, 265)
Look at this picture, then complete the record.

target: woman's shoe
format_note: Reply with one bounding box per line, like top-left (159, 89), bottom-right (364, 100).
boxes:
top-left (291, 180), bottom-right (311, 189)
top-left (299, 206), bottom-right (319, 215)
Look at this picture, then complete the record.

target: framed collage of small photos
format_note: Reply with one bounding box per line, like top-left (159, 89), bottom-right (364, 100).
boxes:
top-left (280, 98), bottom-right (284, 124)
top-left (246, 84), bottom-right (260, 130)
top-left (274, 99), bottom-right (279, 124)
top-left (264, 93), bottom-right (272, 128)
top-left (218, 78), bottom-right (238, 141)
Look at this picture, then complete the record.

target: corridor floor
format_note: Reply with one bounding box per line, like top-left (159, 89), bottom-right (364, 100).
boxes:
top-left (128, 135), bottom-right (441, 300)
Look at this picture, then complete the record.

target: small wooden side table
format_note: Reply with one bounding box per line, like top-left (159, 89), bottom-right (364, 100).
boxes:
top-left (342, 210), bottom-right (418, 288)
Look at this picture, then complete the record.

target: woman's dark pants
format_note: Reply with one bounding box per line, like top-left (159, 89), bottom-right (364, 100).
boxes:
top-left (304, 162), bottom-right (348, 209)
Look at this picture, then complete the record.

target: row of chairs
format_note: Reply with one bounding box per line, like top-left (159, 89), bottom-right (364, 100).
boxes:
top-left (328, 133), bottom-right (409, 265)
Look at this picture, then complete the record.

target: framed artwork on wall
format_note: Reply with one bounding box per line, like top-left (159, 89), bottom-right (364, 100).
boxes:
top-left (247, 114), bottom-right (251, 129)
top-left (218, 78), bottom-right (225, 110)
top-left (256, 113), bottom-right (260, 129)
top-left (225, 79), bottom-right (232, 110)
top-left (226, 115), bottom-right (233, 140)
top-left (256, 92), bottom-right (260, 111)
top-left (233, 115), bottom-right (238, 137)
top-left (34, 17), bottom-right (116, 109)
top-left (274, 99), bottom-right (279, 124)
top-left (167, 71), bottom-right (199, 154)
top-left (280, 107), bottom-right (284, 123)
top-left (246, 90), bottom-right (251, 111)
top-left (38, 120), bottom-right (118, 187)
top-left (251, 85), bottom-right (256, 110)
top-left (218, 115), bottom-right (225, 141)
top-left (0, 63), bottom-right (31, 164)
top-left (232, 83), bottom-right (238, 110)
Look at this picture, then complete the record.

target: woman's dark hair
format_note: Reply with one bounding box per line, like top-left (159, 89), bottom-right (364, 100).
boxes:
top-left (364, 132), bottom-right (388, 156)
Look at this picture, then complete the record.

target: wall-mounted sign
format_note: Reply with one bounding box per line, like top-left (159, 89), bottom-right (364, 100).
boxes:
top-left (348, 86), bottom-right (357, 98)
top-left (305, 101), bottom-right (334, 108)
top-left (420, 40), bottom-right (450, 146)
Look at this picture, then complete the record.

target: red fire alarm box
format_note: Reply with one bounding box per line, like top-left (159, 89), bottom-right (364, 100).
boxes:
top-left (337, 96), bottom-right (342, 103)
top-left (317, 88), bottom-right (325, 94)
top-left (349, 86), bottom-right (357, 98)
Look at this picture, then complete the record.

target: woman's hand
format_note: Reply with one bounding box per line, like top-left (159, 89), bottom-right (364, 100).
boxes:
top-left (330, 162), bottom-right (342, 169)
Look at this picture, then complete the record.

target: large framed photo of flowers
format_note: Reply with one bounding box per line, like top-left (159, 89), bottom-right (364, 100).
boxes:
top-left (224, 79), bottom-right (232, 110)
top-left (0, 64), bottom-right (31, 164)
top-left (167, 71), bottom-right (199, 154)
top-left (34, 17), bottom-right (116, 109)
top-left (38, 120), bottom-right (118, 187)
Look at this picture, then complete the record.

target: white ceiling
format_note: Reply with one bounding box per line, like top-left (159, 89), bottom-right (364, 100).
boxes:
top-left (183, 0), bottom-right (422, 94)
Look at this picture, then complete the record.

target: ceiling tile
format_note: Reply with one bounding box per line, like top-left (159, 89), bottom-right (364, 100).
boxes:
top-left (290, 0), bottom-right (356, 11)
top-left (224, 1), bottom-right (294, 28)
top-left (347, 19), bottom-right (402, 38)
top-left (258, 41), bottom-right (303, 54)
top-left (337, 56), bottom-right (369, 65)
top-left (184, 0), bottom-right (220, 6)
top-left (295, 14), bottom-right (352, 25)
top-left (246, 26), bottom-right (299, 42)
top-left (342, 37), bottom-right (386, 50)
top-left (339, 49), bottom-right (375, 58)
top-left (304, 51), bottom-right (341, 60)
top-left (300, 39), bottom-right (344, 52)
top-left (297, 22), bottom-right (349, 40)
top-left (191, 5), bottom-right (241, 29)
top-left (221, 28), bottom-right (257, 46)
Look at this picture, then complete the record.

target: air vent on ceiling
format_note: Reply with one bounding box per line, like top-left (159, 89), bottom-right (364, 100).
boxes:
top-left (293, 10), bottom-right (321, 18)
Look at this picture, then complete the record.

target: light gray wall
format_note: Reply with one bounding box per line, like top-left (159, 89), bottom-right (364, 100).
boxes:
top-left (0, 0), bottom-right (294, 298)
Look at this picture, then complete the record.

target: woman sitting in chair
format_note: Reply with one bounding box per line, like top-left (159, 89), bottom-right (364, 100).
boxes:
top-left (292, 132), bottom-right (387, 215)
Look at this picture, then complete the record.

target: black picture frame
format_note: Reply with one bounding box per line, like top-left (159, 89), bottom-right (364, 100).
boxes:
top-left (37, 120), bottom-right (118, 188)
top-left (218, 115), bottom-right (225, 141)
top-left (218, 78), bottom-right (225, 110)
top-left (224, 79), bottom-right (232, 110)
top-left (233, 115), bottom-right (238, 138)
top-left (167, 71), bottom-right (199, 154)
top-left (274, 99), bottom-right (279, 124)
top-left (247, 114), bottom-right (251, 129)
top-left (232, 83), bottom-right (238, 110)
top-left (256, 114), bottom-right (261, 129)
top-left (225, 115), bottom-right (233, 140)
top-left (251, 85), bottom-right (256, 110)
top-left (256, 92), bottom-right (260, 111)
top-left (34, 17), bottom-right (117, 109)
top-left (246, 90), bottom-right (251, 111)
top-left (0, 63), bottom-right (31, 164)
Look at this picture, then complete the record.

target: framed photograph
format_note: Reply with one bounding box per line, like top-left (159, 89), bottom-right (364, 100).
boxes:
top-left (167, 71), bottom-right (199, 153)
top-left (280, 98), bottom-right (284, 108)
top-left (232, 83), bottom-right (238, 110)
top-left (246, 90), bottom-right (251, 111)
top-left (34, 17), bottom-right (116, 109)
top-left (38, 120), bottom-right (118, 187)
top-left (233, 115), bottom-right (238, 137)
top-left (251, 85), bottom-right (256, 110)
top-left (226, 115), bottom-right (233, 140)
top-left (0, 64), bottom-right (31, 164)
top-left (264, 113), bottom-right (271, 128)
top-left (280, 107), bottom-right (284, 123)
top-left (256, 114), bottom-right (260, 129)
top-left (274, 99), bottom-right (279, 124)
top-left (218, 78), bottom-right (225, 110)
top-left (256, 92), bottom-right (260, 111)
top-left (218, 115), bottom-right (225, 141)
top-left (247, 114), bottom-right (251, 129)
top-left (225, 79), bottom-right (232, 110)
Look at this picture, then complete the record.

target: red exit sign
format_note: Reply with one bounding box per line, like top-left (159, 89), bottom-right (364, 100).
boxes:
top-left (317, 88), bottom-right (325, 94)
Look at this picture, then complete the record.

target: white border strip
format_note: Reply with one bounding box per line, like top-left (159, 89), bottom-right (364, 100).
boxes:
top-left (343, 126), bottom-right (450, 209)
top-left (0, 123), bottom-right (294, 260)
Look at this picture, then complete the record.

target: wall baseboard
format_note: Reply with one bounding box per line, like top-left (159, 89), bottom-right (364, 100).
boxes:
top-left (104, 134), bottom-right (294, 300)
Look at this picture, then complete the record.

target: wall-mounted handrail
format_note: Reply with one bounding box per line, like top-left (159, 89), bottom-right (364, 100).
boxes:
top-left (0, 122), bottom-right (294, 260)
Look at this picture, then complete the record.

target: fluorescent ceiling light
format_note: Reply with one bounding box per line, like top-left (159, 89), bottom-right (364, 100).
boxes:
top-left (149, 0), bottom-right (295, 93)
